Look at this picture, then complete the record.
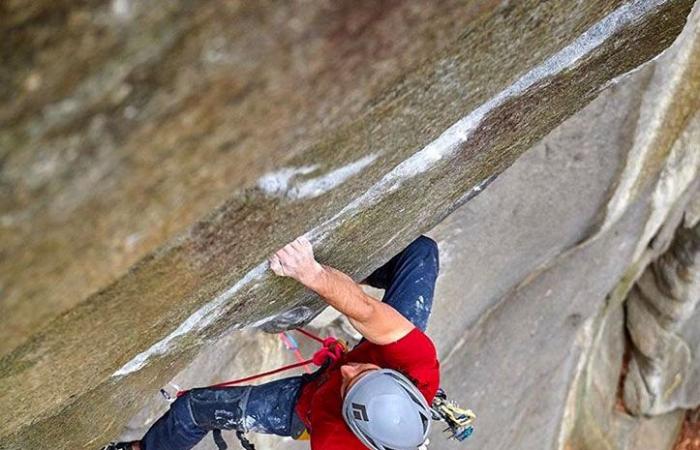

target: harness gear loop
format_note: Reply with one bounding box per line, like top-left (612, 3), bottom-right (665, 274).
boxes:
top-left (212, 429), bottom-right (228, 450)
top-left (235, 431), bottom-right (256, 450)
top-left (159, 382), bottom-right (182, 402)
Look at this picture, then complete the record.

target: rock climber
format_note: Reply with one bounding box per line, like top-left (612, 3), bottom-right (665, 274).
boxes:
top-left (103, 235), bottom-right (441, 450)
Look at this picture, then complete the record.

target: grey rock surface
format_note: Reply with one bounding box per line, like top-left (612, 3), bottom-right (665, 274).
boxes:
top-left (425, 67), bottom-right (640, 352)
top-left (3, 1), bottom-right (692, 448)
top-left (120, 24), bottom-right (699, 448)
top-left (624, 220), bottom-right (700, 416)
top-left (1, 1), bottom-right (699, 449)
top-left (5, 0), bottom-right (680, 357)
top-left (434, 192), bottom-right (651, 450)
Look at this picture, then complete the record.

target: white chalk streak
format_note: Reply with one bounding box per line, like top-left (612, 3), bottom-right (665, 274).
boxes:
top-left (257, 154), bottom-right (379, 201)
top-left (112, 0), bottom-right (660, 378)
top-left (257, 165), bottom-right (318, 196)
top-left (604, 0), bottom-right (700, 232)
top-left (309, 0), bottom-right (659, 242)
top-left (111, 0), bottom-right (132, 18)
top-left (289, 154), bottom-right (379, 200)
top-left (112, 262), bottom-right (268, 377)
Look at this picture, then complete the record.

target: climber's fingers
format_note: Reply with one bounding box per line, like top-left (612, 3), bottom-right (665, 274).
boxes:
top-left (289, 239), bottom-right (304, 253)
top-left (276, 244), bottom-right (300, 266)
top-left (297, 236), bottom-right (313, 252)
top-left (269, 254), bottom-right (286, 276)
top-left (270, 236), bottom-right (318, 280)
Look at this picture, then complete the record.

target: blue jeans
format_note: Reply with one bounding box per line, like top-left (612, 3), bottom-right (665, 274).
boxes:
top-left (140, 236), bottom-right (439, 450)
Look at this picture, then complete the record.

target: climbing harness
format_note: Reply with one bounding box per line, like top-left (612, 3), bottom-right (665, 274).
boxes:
top-left (235, 431), bottom-right (256, 450)
top-left (208, 429), bottom-right (258, 450)
top-left (160, 328), bottom-right (346, 450)
top-left (430, 388), bottom-right (476, 441)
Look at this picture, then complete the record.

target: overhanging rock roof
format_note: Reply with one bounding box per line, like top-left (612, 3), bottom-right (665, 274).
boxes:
top-left (0, 0), bottom-right (695, 448)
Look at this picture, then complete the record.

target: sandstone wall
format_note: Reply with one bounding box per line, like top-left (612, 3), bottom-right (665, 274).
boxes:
top-left (122, 5), bottom-right (700, 449)
top-left (121, 11), bottom-right (700, 445)
top-left (0, 1), bottom-right (697, 449)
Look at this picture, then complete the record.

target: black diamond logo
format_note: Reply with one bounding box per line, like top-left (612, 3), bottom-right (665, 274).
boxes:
top-left (352, 403), bottom-right (369, 421)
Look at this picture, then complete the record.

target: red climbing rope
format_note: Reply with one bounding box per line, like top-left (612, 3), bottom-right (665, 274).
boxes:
top-left (175, 329), bottom-right (346, 398)
top-left (294, 328), bottom-right (325, 343)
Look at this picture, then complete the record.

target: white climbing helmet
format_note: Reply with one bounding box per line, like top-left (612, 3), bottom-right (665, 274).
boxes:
top-left (342, 369), bottom-right (432, 450)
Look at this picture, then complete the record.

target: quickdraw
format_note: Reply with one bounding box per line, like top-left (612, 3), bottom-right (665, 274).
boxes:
top-left (431, 388), bottom-right (476, 441)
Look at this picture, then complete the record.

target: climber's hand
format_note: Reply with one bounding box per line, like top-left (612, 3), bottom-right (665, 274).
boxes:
top-left (270, 236), bottom-right (413, 344)
top-left (269, 236), bottom-right (324, 285)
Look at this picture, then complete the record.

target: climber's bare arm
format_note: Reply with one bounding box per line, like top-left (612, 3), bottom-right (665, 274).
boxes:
top-left (269, 237), bottom-right (414, 345)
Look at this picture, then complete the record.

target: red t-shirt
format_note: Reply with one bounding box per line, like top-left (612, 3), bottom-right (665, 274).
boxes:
top-left (295, 328), bottom-right (440, 449)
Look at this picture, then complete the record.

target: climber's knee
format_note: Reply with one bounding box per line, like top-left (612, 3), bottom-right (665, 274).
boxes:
top-left (185, 386), bottom-right (252, 431)
top-left (406, 235), bottom-right (440, 273)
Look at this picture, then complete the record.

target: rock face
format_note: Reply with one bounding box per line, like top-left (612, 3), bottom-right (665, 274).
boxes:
top-left (624, 220), bottom-right (700, 416)
top-left (120, 8), bottom-right (700, 447)
top-left (0, 1), bottom-right (697, 449)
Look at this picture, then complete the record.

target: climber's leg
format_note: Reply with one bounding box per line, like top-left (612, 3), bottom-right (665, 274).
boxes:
top-left (139, 392), bottom-right (208, 450)
top-left (363, 235), bottom-right (439, 332)
top-left (140, 376), bottom-right (304, 450)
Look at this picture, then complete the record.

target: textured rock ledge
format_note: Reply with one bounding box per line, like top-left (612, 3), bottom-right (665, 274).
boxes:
top-left (1, 0), bottom-right (654, 356)
top-left (0, 0), bottom-right (694, 448)
top-left (624, 220), bottom-right (700, 416)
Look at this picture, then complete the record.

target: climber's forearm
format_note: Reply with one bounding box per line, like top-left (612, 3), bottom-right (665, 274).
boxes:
top-left (268, 236), bottom-right (413, 344)
top-left (303, 265), bottom-right (414, 344)
top-left (303, 264), bottom-right (375, 321)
